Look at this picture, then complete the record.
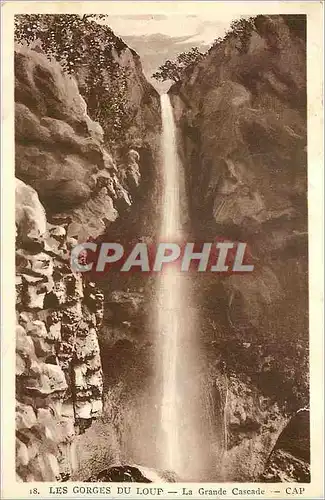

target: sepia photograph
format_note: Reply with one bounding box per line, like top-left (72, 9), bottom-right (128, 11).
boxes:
top-left (1, 1), bottom-right (324, 498)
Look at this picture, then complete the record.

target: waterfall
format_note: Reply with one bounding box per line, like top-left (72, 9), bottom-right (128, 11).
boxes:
top-left (156, 94), bottom-right (214, 480)
top-left (156, 93), bottom-right (183, 474)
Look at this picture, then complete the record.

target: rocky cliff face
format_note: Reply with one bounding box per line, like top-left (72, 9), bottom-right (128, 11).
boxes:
top-left (170, 15), bottom-right (309, 480)
top-left (15, 17), bottom-right (161, 481)
top-left (16, 179), bottom-right (104, 481)
top-left (15, 42), bottom-right (159, 240)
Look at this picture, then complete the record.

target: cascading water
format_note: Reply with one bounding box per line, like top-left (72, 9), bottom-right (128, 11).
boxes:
top-left (156, 94), bottom-right (217, 480)
top-left (73, 94), bottom-right (222, 482)
top-left (156, 93), bottom-right (183, 474)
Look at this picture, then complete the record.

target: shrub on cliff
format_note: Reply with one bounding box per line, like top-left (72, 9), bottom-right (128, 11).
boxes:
top-left (152, 47), bottom-right (204, 83)
top-left (15, 14), bottom-right (131, 145)
top-left (212, 16), bottom-right (256, 53)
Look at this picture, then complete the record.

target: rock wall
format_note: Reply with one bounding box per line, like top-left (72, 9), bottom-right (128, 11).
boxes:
top-left (15, 44), bottom-right (147, 241)
top-left (16, 179), bottom-right (104, 481)
top-left (170, 15), bottom-right (309, 480)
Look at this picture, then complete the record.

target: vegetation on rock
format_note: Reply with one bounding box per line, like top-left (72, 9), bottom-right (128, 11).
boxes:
top-left (15, 14), bottom-right (132, 145)
top-left (212, 16), bottom-right (256, 52)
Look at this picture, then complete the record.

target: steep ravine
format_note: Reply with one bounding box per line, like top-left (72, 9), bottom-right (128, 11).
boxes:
top-left (169, 15), bottom-right (309, 481)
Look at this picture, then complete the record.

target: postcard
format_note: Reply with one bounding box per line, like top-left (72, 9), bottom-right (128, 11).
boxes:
top-left (1, 1), bottom-right (324, 499)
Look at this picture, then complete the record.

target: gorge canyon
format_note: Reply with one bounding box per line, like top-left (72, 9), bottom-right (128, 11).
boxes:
top-left (15, 14), bottom-right (309, 484)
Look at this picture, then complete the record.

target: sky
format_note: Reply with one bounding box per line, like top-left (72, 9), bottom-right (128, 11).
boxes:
top-left (101, 13), bottom-right (241, 91)
top-left (104, 13), bottom-right (239, 43)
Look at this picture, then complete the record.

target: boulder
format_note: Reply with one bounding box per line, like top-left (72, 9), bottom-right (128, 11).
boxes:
top-left (88, 465), bottom-right (177, 483)
top-left (261, 409), bottom-right (310, 482)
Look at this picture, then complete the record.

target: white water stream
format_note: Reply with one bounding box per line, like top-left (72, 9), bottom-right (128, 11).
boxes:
top-left (156, 95), bottom-right (214, 479)
top-left (157, 94), bottom-right (183, 474)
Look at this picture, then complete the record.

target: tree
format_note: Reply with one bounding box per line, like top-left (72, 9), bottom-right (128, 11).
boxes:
top-left (152, 47), bottom-right (204, 83)
top-left (152, 59), bottom-right (182, 83)
top-left (212, 16), bottom-right (256, 53)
